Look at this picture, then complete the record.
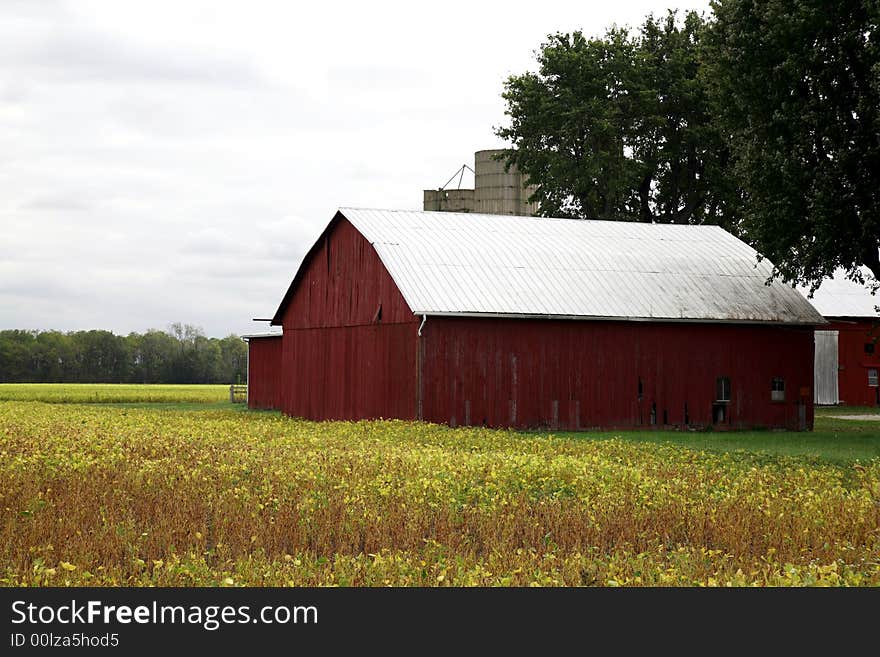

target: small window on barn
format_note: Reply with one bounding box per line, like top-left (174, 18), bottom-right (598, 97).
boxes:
top-left (716, 376), bottom-right (731, 402)
top-left (869, 369), bottom-right (879, 387)
top-left (637, 377), bottom-right (643, 401)
top-left (771, 377), bottom-right (785, 401)
top-left (866, 343), bottom-right (875, 355)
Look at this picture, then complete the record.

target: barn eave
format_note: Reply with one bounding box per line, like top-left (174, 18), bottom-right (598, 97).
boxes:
top-left (413, 310), bottom-right (827, 326)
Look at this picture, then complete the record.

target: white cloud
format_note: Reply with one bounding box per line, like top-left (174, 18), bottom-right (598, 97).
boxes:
top-left (0, 0), bottom-right (711, 336)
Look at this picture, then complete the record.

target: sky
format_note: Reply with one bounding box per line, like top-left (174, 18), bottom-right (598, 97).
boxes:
top-left (0, 0), bottom-right (711, 337)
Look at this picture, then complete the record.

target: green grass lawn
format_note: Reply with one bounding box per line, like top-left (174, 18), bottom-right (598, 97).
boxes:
top-left (546, 412), bottom-right (880, 465)
top-left (816, 405), bottom-right (880, 417)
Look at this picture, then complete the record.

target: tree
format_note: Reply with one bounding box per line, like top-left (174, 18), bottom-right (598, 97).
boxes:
top-left (32, 331), bottom-right (74, 382)
top-left (129, 330), bottom-right (177, 383)
top-left (190, 335), bottom-right (221, 384)
top-left (0, 330), bottom-right (37, 382)
top-left (704, 0), bottom-right (880, 288)
top-left (217, 335), bottom-right (247, 384)
top-left (71, 330), bottom-right (129, 383)
top-left (496, 11), bottom-right (740, 227)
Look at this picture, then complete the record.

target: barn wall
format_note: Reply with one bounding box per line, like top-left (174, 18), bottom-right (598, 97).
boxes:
top-left (280, 217), bottom-right (418, 420)
top-left (421, 318), bottom-right (815, 430)
top-left (831, 319), bottom-right (880, 406)
top-left (281, 323), bottom-right (416, 421)
top-left (247, 336), bottom-right (283, 410)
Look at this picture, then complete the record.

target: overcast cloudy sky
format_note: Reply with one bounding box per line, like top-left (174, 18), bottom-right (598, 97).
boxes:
top-left (1, 0), bottom-right (710, 337)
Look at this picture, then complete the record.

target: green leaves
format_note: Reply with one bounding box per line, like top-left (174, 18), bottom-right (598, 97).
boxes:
top-left (496, 11), bottom-right (738, 228)
top-left (704, 0), bottom-right (880, 286)
top-left (498, 2), bottom-right (880, 286)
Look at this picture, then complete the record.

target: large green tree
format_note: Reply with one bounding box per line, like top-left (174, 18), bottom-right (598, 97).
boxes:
top-left (704, 0), bottom-right (880, 287)
top-left (497, 11), bottom-right (739, 227)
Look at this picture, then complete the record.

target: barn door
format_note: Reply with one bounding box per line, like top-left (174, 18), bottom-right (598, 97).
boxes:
top-left (814, 330), bottom-right (839, 405)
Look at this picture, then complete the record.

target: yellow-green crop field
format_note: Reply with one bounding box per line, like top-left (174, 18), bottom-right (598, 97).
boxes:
top-left (0, 384), bottom-right (228, 404)
top-left (1, 389), bottom-right (879, 586)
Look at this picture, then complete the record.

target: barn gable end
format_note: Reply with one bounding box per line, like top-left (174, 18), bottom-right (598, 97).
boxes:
top-left (273, 213), bottom-right (414, 329)
top-left (273, 214), bottom-right (418, 420)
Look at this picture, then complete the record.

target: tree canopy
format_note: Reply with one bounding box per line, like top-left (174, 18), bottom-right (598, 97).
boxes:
top-left (704, 0), bottom-right (880, 288)
top-left (497, 11), bottom-right (740, 228)
top-left (498, 2), bottom-right (880, 289)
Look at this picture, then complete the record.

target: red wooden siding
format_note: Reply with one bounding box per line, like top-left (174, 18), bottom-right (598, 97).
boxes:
top-left (247, 336), bottom-right (282, 410)
top-left (420, 318), bottom-right (814, 430)
top-left (280, 217), bottom-right (418, 420)
top-left (281, 324), bottom-right (416, 420)
top-left (283, 218), bottom-right (413, 329)
top-left (831, 319), bottom-right (880, 406)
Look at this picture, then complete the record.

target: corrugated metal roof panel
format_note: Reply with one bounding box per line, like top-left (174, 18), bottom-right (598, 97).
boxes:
top-left (272, 207), bottom-right (822, 325)
top-left (342, 208), bottom-right (824, 324)
top-left (799, 268), bottom-right (879, 318)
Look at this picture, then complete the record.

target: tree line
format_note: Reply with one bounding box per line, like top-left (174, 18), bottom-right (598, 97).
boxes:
top-left (0, 323), bottom-right (247, 384)
top-left (498, 0), bottom-right (880, 292)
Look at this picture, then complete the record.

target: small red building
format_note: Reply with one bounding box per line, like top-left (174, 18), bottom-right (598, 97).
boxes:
top-left (804, 270), bottom-right (880, 406)
top-left (249, 208), bottom-right (824, 430)
top-left (242, 333), bottom-right (282, 410)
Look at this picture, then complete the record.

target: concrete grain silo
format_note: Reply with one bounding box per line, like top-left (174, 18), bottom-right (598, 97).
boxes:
top-left (423, 188), bottom-right (475, 213)
top-left (423, 149), bottom-right (537, 216)
top-left (473, 149), bottom-right (538, 216)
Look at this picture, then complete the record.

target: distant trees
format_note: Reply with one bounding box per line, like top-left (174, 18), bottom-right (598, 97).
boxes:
top-left (0, 324), bottom-right (247, 384)
top-left (129, 330), bottom-right (179, 383)
top-left (217, 335), bottom-right (248, 384)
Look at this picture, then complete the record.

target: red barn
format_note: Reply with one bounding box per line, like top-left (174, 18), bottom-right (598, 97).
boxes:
top-left (804, 270), bottom-right (880, 406)
top-left (249, 208), bottom-right (824, 430)
top-left (242, 333), bottom-right (283, 410)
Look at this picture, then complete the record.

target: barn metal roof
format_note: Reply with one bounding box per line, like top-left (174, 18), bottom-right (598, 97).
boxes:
top-left (240, 332), bottom-right (283, 340)
top-left (272, 208), bottom-right (826, 325)
top-left (798, 268), bottom-right (879, 318)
